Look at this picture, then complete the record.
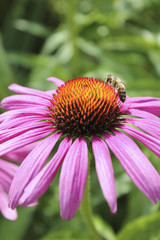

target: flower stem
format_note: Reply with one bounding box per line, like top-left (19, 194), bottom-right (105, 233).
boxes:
top-left (80, 152), bottom-right (103, 240)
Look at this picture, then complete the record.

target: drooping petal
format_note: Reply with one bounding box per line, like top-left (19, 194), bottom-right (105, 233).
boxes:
top-left (0, 160), bottom-right (17, 190)
top-left (0, 107), bottom-right (49, 123)
top-left (2, 142), bottom-right (38, 163)
top-left (8, 132), bottom-right (61, 209)
top-left (125, 118), bottom-right (160, 139)
top-left (122, 124), bottom-right (160, 158)
top-left (125, 96), bottom-right (160, 103)
top-left (123, 101), bottom-right (160, 115)
top-left (0, 187), bottom-right (17, 220)
top-left (60, 137), bottom-right (88, 220)
top-left (20, 137), bottom-right (72, 206)
top-left (0, 120), bottom-right (53, 142)
top-left (9, 84), bottom-right (52, 99)
top-left (0, 159), bottom-right (18, 175)
top-left (103, 131), bottom-right (160, 203)
top-left (45, 90), bottom-right (57, 95)
top-left (1, 95), bottom-right (49, 110)
top-left (47, 77), bottom-right (64, 87)
top-left (124, 108), bottom-right (159, 121)
top-left (0, 126), bottom-right (53, 156)
top-left (0, 115), bottom-right (47, 130)
top-left (92, 136), bottom-right (117, 213)
top-left (0, 171), bottom-right (13, 192)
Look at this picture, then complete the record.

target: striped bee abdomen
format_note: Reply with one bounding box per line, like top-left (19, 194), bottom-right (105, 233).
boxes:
top-left (118, 88), bottom-right (126, 102)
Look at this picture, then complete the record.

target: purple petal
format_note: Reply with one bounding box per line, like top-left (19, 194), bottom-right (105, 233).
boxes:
top-left (0, 120), bottom-right (53, 142)
top-left (2, 142), bottom-right (38, 163)
top-left (0, 187), bottom-right (17, 220)
top-left (92, 136), bottom-right (117, 213)
top-left (139, 107), bottom-right (160, 115)
top-left (8, 133), bottom-right (61, 209)
top-left (0, 115), bottom-right (49, 130)
top-left (0, 113), bottom-right (51, 131)
top-left (45, 90), bottom-right (57, 95)
top-left (124, 108), bottom-right (159, 121)
top-left (0, 159), bottom-right (18, 175)
top-left (122, 124), bottom-right (160, 158)
top-left (60, 137), bottom-right (88, 220)
top-left (20, 137), bottom-right (72, 206)
top-left (125, 96), bottom-right (160, 103)
top-left (125, 118), bottom-right (160, 139)
top-left (0, 171), bottom-right (13, 192)
top-left (9, 84), bottom-right (52, 99)
top-left (0, 107), bottom-right (49, 123)
top-left (1, 95), bottom-right (49, 110)
top-left (123, 101), bottom-right (160, 115)
top-left (47, 77), bottom-right (64, 87)
top-left (0, 126), bottom-right (53, 158)
top-left (103, 131), bottom-right (160, 203)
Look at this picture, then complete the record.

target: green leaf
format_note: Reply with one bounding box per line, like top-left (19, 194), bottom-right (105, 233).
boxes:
top-left (42, 30), bottom-right (69, 55)
top-left (77, 37), bottom-right (102, 58)
top-left (0, 35), bottom-right (14, 98)
top-left (93, 215), bottom-right (116, 240)
top-left (14, 19), bottom-right (51, 37)
top-left (117, 212), bottom-right (160, 240)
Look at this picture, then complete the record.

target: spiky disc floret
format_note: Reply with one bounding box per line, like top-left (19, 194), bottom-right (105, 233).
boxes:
top-left (48, 77), bottom-right (122, 136)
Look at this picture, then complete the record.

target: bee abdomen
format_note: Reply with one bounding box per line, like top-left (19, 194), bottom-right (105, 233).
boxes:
top-left (118, 88), bottom-right (126, 102)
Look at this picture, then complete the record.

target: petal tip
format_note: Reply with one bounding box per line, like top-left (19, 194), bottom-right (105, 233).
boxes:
top-left (110, 203), bottom-right (117, 214)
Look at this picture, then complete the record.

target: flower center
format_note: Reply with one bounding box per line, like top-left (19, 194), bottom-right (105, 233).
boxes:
top-left (48, 77), bottom-right (122, 136)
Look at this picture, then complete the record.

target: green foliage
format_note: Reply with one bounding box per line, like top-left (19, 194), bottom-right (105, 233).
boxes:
top-left (0, 35), bottom-right (14, 97)
top-left (0, 0), bottom-right (160, 239)
top-left (117, 212), bottom-right (160, 240)
top-left (0, 207), bottom-right (36, 240)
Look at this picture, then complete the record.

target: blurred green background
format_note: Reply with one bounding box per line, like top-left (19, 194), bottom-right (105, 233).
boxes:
top-left (0, 0), bottom-right (160, 239)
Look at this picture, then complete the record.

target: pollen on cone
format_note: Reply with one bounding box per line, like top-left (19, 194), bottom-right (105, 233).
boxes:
top-left (48, 77), bottom-right (121, 136)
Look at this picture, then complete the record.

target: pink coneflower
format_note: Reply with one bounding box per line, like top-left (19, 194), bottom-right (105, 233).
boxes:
top-left (0, 77), bottom-right (160, 220)
top-left (0, 145), bottom-right (36, 220)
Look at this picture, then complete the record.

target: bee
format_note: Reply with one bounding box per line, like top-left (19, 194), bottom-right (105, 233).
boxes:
top-left (104, 74), bottom-right (126, 102)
